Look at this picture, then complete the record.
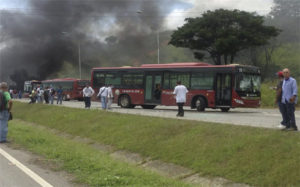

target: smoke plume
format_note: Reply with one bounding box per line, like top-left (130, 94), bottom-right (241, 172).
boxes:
top-left (0, 0), bottom-right (186, 88)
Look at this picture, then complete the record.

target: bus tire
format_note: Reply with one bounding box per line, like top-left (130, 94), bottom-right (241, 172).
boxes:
top-left (141, 105), bottom-right (156, 109)
top-left (119, 95), bottom-right (131, 108)
top-left (221, 108), bottom-right (230, 112)
top-left (195, 97), bottom-right (206, 112)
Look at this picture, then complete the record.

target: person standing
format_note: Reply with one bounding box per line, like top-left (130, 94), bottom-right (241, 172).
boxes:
top-left (0, 82), bottom-right (13, 143)
top-left (107, 84), bottom-right (114, 110)
top-left (43, 87), bottom-right (49, 104)
top-left (173, 81), bottom-right (188, 117)
top-left (56, 86), bottom-right (63, 105)
top-left (37, 86), bottom-right (44, 103)
top-left (275, 71), bottom-right (286, 129)
top-left (29, 88), bottom-right (37, 104)
top-left (281, 68), bottom-right (298, 131)
top-left (83, 83), bottom-right (95, 109)
top-left (49, 86), bottom-right (55, 104)
top-left (97, 85), bottom-right (108, 109)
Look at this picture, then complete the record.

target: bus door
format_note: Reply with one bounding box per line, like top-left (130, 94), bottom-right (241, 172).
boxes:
top-left (215, 73), bottom-right (232, 106)
top-left (144, 73), bottom-right (162, 104)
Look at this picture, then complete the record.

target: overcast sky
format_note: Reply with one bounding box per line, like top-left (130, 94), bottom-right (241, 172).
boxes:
top-left (164, 0), bottom-right (274, 29)
top-left (1, 0), bottom-right (274, 32)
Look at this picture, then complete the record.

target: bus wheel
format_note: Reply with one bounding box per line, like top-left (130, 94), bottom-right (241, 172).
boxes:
top-left (195, 97), bottom-right (206, 112)
top-left (221, 108), bottom-right (230, 112)
top-left (141, 105), bottom-right (156, 109)
top-left (119, 95), bottom-right (131, 108)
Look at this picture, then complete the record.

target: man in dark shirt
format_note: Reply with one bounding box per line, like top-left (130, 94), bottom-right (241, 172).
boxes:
top-left (56, 86), bottom-right (63, 105)
top-left (275, 71), bottom-right (285, 129)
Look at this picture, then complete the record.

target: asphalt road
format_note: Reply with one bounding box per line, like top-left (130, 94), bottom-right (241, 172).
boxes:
top-left (0, 143), bottom-right (78, 187)
top-left (18, 99), bottom-right (299, 129)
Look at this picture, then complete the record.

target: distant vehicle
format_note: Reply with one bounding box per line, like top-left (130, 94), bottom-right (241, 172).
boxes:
top-left (91, 62), bottom-right (261, 112)
top-left (41, 78), bottom-right (90, 101)
top-left (24, 80), bottom-right (41, 93)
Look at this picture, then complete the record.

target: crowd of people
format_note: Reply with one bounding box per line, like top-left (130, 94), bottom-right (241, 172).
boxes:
top-left (28, 86), bottom-right (63, 105)
top-left (82, 83), bottom-right (113, 110)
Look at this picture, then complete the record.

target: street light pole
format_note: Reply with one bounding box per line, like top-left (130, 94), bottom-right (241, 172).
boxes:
top-left (78, 41), bottom-right (81, 79)
top-left (137, 10), bottom-right (160, 64)
top-left (157, 31), bottom-right (160, 64)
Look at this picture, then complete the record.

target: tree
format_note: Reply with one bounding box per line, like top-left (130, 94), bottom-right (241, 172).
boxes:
top-left (267, 0), bottom-right (300, 43)
top-left (169, 9), bottom-right (280, 65)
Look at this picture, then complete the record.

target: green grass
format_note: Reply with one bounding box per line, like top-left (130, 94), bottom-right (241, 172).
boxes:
top-left (261, 81), bottom-right (300, 108)
top-left (8, 120), bottom-right (189, 187)
top-left (12, 102), bottom-right (300, 186)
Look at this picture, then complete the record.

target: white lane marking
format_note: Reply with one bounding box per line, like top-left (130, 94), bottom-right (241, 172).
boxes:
top-left (0, 147), bottom-right (53, 187)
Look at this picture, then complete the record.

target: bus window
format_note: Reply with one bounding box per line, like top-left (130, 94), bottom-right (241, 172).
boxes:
top-left (105, 73), bottom-right (121, 86)
top-left (169, 73), bottom-right (190, 89)
top-left (163, 72), bottom-right (190, 89)
top-left (122, 73), bottom-right (143, 88)
top-left (93, 72), bottom-right (105, 87)
top-left (236, 74), bottom-right (261, 93)
top-left (60, 81), bottom-right (73, 91)
top-left (163, 72), bottom-right (170, 89)
top-left (78, 80), bottom-right (90, 87)
top-left (191, 73), bottom-right (214, 89)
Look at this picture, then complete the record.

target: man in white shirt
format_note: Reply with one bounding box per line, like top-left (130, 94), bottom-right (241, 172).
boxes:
top-left (83, 83), bottom-right (95, 109)
top-left (107, 84), bottom-right (114, 109)
top-left (173, 81), bottom-right (188, 117)
top-left (97, 85), bottom-right (108, 109)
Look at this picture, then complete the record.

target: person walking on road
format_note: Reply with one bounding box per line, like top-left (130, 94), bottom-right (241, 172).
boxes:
top-left (0, 82), bottom-right (13, 143)
top-left (49, 86), bottom-right (55, 104)
top-left (97, 85), bottom-right (108, 109)
top-left (56, 86), bottom-right (63, 105)
top-left (281, 68), bottom-right (298, 131)
top-left (107, 84), bottom-right (114, 110)
top-left (275, 71), bottom-right (286, 129)
top-left (83, 83), bottom-right (95, 109)
top-left (173, 81), bottom-right (188, 117)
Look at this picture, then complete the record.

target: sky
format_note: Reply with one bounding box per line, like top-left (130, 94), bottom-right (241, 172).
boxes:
top-left (164, 0), bottom-right (274, 29)
top-left (1, 0), bottom-right (274, 31)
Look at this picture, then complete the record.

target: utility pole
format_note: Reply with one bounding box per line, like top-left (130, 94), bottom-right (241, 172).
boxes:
top-left (157, 31), bottom-right (160, 64)
top-left (78, 41), bottom-right (81, 79)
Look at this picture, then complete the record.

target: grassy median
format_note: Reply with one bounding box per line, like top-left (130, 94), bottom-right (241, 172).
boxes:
top-left (8, 120), bottom-right (189, 186)
top-left (11, 102), bottom-right (300, 186)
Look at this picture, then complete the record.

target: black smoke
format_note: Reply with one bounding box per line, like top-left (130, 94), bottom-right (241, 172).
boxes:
top-left (0, 0), bottom-right (187, 87)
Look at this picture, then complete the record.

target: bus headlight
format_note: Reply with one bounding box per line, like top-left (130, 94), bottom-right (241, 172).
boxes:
top-left (234, 99), bottom-right (244, 105)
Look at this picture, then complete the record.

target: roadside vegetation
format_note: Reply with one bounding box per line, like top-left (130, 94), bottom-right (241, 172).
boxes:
top-left (261, 82), bottom-right (300, 108)
top-left (11, 102), bottom-right (300, 186)
top-left (9, 120), bottom-right (189, 187)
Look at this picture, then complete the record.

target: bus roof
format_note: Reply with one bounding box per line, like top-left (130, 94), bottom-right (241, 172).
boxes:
top-left (42, 78), bottom-right (88, 82)
top-left (92, 62), bottom-right (257, 70)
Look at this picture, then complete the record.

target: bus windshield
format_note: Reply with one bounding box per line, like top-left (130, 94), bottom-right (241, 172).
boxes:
top-left (236, 73), bottom-right (261, 93)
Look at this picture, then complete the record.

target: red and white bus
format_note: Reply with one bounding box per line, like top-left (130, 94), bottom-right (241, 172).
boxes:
top-left (42, 78), bottom-right (90, 101)
top-left (91, 62), bottom-right (261, 112)
top-left (24, 80), bottom-right (42, 93)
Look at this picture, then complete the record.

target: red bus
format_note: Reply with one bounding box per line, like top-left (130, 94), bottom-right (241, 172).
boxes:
top-left (91, 62), bottom-right (261, 112)
top-left (24, 80), bottom-right (41, 93)
top-left (23, 80), bottom-right (42, 97)
top-left (41, 78), bottom-right (90, 101)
